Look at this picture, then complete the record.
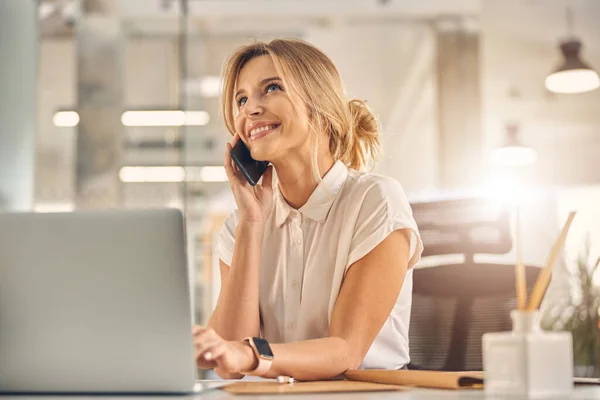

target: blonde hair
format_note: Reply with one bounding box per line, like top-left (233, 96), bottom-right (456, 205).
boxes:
top-left (221, 38), bottom-right (380, 172)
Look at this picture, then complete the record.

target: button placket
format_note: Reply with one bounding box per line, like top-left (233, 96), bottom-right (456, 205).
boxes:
top-left (284, 213), bottom-right (304, 340)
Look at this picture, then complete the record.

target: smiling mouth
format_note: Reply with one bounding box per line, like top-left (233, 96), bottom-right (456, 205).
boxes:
top-left (248, 124), bottom-right (280, 141)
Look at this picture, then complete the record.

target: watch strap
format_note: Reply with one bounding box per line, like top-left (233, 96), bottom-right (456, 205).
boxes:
top-left (239, 337), bottom-right (273, 376)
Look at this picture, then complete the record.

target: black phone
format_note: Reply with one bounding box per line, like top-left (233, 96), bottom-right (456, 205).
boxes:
top-left (230, 139), bottom-right (270, 186)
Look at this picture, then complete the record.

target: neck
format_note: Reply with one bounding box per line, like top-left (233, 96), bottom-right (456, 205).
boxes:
top-left (272, 151), bottom-right (335, 210)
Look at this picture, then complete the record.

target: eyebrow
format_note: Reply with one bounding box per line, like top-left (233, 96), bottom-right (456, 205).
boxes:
top-left (235, 76), bottom-right (281, 99)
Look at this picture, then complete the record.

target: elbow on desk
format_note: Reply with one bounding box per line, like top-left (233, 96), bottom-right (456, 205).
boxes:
top-left (340, 338), bottom-right (366, 371)
top-left (345, 354), bottom-right (365, 372)
top-left (333, 337), bottom-right (365, 374)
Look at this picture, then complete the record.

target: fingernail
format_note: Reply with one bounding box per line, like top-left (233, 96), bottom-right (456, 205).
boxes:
top-left (204, 352), bottom-right (212, 360)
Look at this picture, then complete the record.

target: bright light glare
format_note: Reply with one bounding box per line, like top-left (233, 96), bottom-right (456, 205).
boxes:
top-left (119, 166), bottom-right (227, 183)
top-left (189, 166), bottom-right (228, 182)
top-left (183, 111), bottom-right (211, 126)
top-left (53, 111), bottom-right (80, 127)
top-left (490, 146), bottom-right (537, 167)
top-left (483, 175), bottom-right (534, 207)
top-left (34, 203), bottom-right (75, 213)
top-left (184, 76), bottom-right (223, 97)
top-left (121, 111), bottom-right (210, 126)
top-left (119, 166), bottom-right (186, 183)
top-left (55, 110), bottom-right (210, 127)
top-left (545, 69), bottom-right (600, 94)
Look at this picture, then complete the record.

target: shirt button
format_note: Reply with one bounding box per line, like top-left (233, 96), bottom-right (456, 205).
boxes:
top-left (287, 323), bottom-right (296, 329)
top-left (292, 280), bottom-right (299, 289)
top-left (295, 239), bottom-right (301, 245)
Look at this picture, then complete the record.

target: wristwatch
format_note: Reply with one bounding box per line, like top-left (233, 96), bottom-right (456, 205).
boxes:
top-left (240, 337), bottom-right (274, 376)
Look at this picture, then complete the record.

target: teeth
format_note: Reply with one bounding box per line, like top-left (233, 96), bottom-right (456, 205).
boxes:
top-left (250, 124), bottom-right (278, 137)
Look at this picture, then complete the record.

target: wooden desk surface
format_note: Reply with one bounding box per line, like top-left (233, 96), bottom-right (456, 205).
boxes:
top-left (0, 384), bottom-right (599, 400)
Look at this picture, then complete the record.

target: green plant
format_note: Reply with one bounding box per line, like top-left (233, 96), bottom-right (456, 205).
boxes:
top-left (541, 240), bottom-right (600, 377)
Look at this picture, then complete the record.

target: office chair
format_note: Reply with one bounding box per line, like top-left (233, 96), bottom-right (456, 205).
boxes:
top-left (407, 197), bottom-right (541, 371)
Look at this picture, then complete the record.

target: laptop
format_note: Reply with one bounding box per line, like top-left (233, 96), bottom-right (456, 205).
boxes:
top-left (0, 209), bottom-right (216, 394)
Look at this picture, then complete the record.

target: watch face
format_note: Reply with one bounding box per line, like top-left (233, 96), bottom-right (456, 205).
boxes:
top-left (253, 337), bottom-right (274, 358)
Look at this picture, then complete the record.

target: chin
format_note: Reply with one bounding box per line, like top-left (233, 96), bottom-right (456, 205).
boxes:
top-left (249, 149), bottom-right (272, 163)
top-left (249, 142), bottom-right (277, 162)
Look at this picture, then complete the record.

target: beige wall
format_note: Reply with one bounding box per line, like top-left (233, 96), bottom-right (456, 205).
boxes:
top-left (481, 0), bottom-right (600, 187)
top-left (36, 3), bottom-right (600, 207)
top-left (37, 38), bottom-right (193, 209)
top-left (36, 39), bottom-right (76, 210)
top-left (306, 24), bottom-right (439, 193)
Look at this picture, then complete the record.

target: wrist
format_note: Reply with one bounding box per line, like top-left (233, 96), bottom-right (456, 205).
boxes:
top-left (237, 220), bottom-right (266, 236)
top-left (236, 340), bottom-right (258, 373)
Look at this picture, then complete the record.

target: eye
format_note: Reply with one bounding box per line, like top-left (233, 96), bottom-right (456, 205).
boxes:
top-left (266, 83), bottom-right (282, 93)
top-left (236, 96), bottom-right (247, 107)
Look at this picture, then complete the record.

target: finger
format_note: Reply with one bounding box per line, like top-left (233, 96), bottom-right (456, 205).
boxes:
top-left (232, 159), bottom-right (240, 175)
top-left (195, 327), bottom-right (218, 340)
top-left (230, 132), bottom-right (241, 146)
top-left (193, 328), bottom-right (223, 353)
top-left (192, 325), bottom-right (204, 336)
top-left (196, 358), bottom-right (217, 370)
top-left (195, 350), bottom-right (218, 369)
top-left (230, 134), bottom-right (242, 175)
top-left (195, 342), bottom-right (219, 367)
top-left (225, 136), bottom-right (243, 181)
top-left (224, 142), bottom-right (235, 180)
top-left (197, 340), bottom-right (225, 363)
top-left (194, 335), bottom-right (221, 356)
top-left (261, 165), bottom-right (273, 191)
top-left (205, 342), bottom-right (227, 361)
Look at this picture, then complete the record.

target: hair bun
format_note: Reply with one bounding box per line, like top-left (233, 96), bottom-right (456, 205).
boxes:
top-left (345, 99), bottom-right (380, 169)
top-left (348, 99), bottom-right (379, 140)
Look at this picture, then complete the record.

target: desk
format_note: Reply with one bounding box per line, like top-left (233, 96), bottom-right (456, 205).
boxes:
top-left (1, 385), bottom-right (599, 400)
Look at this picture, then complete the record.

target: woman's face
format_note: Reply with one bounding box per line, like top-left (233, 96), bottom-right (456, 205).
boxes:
top-left (233, 55), bottom-right (310, 162)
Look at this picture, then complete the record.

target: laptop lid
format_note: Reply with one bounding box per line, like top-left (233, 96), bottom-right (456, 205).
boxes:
top-left (0, 209), bottom-right (197, 393)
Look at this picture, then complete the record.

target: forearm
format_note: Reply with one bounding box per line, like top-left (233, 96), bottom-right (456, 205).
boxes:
top-left (265, 337), bottom-right (358, 381)
top-left (209, 222), bottom-right (264, 340)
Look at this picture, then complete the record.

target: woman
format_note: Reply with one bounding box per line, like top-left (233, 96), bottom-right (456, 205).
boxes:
top-left (193, 38), bottom-right (423, 381)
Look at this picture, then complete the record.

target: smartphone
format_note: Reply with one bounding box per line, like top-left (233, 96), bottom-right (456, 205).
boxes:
top-left (230, 139), bottom-right (270, 186)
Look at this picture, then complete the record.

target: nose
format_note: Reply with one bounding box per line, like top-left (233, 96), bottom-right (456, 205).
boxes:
top-left (243, 95), bottom-right (264, 117)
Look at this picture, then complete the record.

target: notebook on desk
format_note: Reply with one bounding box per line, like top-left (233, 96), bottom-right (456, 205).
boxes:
top-left (345, 370), bottom-right (600, 389)
top-left (0, 209), bottom-right (201, 394)
top-left (345, 369), bottom-right (484, 390)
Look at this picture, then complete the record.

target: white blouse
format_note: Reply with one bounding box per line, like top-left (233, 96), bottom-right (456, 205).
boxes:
top-left (217, 160), bottom-right (423, 369)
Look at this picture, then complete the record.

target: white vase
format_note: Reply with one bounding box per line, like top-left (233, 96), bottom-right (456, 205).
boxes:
top-left (482, 310), bottom-right (574, 398)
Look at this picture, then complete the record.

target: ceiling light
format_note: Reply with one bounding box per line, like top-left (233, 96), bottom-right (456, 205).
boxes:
top-left (545, 8), bottom-right (599, 94)
top-left (182, 111), bottom-right (211, 126)
top-left (190, 166), bottom-right (228, 182)
top-left (490, 123), bottom-right (537, 167)
top-left (121, 110), bottom-right (210, 127)
top-left (545, 40), bottom-right (600, 93)
top-left (38, 2), bottom-right (56, 19)
top-left (119, 166), bottom-right (186, 183)
top-left (54, 110), bottom-right (210, 127)
top-left (33, 203), bottom-right (75, 213)
top-left (53, 111), bottom-right (79, 127)
top-left (184, 76), bottom-right (223, 98)
top-left (118, 166), bottom-right (228, 183)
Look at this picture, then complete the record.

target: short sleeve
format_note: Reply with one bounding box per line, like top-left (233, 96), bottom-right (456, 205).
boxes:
top-left (216, 210), bottom-right (238, 267)
top-left (346, 176), bottom-right (423, 271)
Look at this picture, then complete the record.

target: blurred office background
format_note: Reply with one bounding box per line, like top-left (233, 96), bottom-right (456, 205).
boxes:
top-left (1, 0), bottom-right (600, 374)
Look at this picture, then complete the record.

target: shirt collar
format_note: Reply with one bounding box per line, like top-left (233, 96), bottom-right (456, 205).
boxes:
top-left (274, 160), bottom-right (348, 228)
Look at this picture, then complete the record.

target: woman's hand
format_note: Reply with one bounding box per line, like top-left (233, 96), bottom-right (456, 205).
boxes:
top-left (224, 134), bottom-right (274, 225)
top-left (193, 326), bottom-right (257, 375)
